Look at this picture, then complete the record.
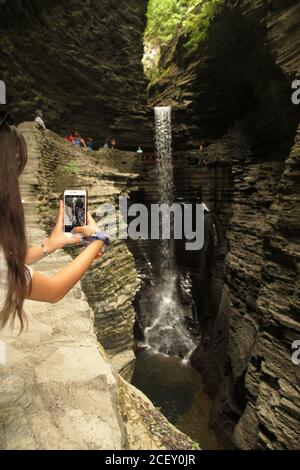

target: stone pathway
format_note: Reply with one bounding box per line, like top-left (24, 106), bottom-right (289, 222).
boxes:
top-left (0, 123), bottom-right (124, 450)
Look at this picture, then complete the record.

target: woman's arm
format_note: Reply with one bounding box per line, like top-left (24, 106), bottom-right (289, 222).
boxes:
top-left (26, 244), bottom-right (48, 265)
top-left (28, 239), bottom-right (104, 303)
top-left (26, 201), bottom-right (81, 265)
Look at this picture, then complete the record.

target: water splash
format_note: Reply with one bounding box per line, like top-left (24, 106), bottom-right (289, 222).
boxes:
top-left (143, 107), bottom-right (196, 361)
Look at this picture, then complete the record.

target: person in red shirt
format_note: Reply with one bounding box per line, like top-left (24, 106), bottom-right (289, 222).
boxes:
top-left (65, 133), bottom-right (75, 144)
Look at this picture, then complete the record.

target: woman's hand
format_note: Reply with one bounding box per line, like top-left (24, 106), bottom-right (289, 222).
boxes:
top-left (72, 211), bottom-right (98, 238)
top-left (45, 200), bottom-right (82, 253)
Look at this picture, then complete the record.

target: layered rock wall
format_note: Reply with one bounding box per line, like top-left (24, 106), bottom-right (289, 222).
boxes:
top-left (150, 0), bottom-right (300, 449)
top-left (33, 125), bottom-right (142, 375)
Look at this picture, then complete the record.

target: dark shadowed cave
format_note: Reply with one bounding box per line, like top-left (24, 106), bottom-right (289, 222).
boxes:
top-left (0, 0), bottom-right (299, 451)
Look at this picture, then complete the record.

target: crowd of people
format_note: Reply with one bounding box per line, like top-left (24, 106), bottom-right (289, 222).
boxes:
top-left (64, 133), bottom-right (144, 154)
top-left (64, 132), bottom-right (94, 150)
top-left (63, 133), bottom-right (124, 152)
top-left (34, 109), bottom-right (144, 154)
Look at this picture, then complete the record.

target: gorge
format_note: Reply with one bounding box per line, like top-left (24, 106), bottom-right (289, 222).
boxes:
top-left (0, 0), bottom-right (299, 451)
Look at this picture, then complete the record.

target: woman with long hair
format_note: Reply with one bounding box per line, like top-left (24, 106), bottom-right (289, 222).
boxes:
top-left (0, 112), bottom-right (108, 332)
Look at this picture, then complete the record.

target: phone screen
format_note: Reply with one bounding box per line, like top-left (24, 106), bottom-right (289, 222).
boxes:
top-left (64, 194), bottom-right (86, 233)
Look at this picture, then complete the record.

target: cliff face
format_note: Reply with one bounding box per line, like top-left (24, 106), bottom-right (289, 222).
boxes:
top-left (149, 0), bottom-right (300, 449)
top-left (150, 0), bottom-right (299, 148)
top-left (0, 0), bottom-right (153, 149)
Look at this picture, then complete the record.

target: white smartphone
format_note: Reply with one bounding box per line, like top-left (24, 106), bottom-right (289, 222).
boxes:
top-left (63, 189), bottom-right (87, 235)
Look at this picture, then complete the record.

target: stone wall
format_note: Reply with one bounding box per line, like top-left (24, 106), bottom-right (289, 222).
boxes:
top-left (232, 124), bottom-right (300, 449)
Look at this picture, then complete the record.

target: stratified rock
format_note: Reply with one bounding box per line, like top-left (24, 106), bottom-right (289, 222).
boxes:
top-left (150, 0), bottom-right (300, 449)
top-left (24, 123), bottom-right (141, 373)
top-left (118, 377), bottom-right (195, 451)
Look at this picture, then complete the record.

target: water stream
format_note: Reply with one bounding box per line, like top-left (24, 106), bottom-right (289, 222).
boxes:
top-left (132, 350), bottom-right (223, 450)
top-left (143, 107), bottom-right (197, 360)
top-left (131, 108), bottom-right (229, 449)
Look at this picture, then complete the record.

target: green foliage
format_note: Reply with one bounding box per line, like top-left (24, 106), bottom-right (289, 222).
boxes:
top-left (62, 160), bottom-right (78, 176)
top-left (145, 0), bottom-right (187, 46)
top-left (145, 0), bottom-right (224, 50)
top-left (191, 440), bottom-right (201, 450)
top-left (182, 0), bottom-right (224, 49)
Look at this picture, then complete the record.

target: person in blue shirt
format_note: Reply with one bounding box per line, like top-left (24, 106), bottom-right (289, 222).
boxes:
top-left (86, 137), bottom-right (93, 151)
top-left (74, 132), bottom-right (86, 148)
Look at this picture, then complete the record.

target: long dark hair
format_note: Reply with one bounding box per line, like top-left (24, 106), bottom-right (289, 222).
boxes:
top-left (0, 124), bottom-right (29, 331)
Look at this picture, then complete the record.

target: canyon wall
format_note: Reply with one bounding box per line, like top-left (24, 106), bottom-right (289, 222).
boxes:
top-left (150, 0), bottom-right (300, 449)
top-left (0, 0), bottom-right (153, 149)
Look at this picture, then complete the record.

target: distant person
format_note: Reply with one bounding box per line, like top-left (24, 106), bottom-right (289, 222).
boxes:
top-left (34, 110), bottom-right (46, 130)
top-left (74, 132), bottom-right (86, 148)
top-left (86, 137), bottom-right (93, 151)
top-left (80, 136), bottom-right (87, 148)
top-left (65, 133), bottom-right (75, 144)
top-left (110, 138), bottom-right (117, 149)
top-left (109, 139), bottom-right (117, 149)
top-left (74, 132), bottom-right (81, 146)
top-left (136, 146), bottom-right (143, 154)
top-left (103, 138), bottom-right (110, 148)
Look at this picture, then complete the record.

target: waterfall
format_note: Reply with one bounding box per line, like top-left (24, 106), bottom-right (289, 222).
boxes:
top-left (155, 106), bottom-right (175, 275)
top-left (143, 106), bottom-right (197, 360)
top-left (156, 106), bottom-right (174, 207)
